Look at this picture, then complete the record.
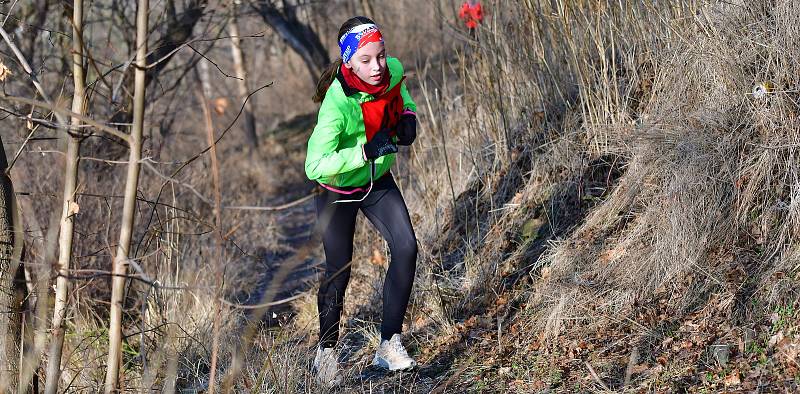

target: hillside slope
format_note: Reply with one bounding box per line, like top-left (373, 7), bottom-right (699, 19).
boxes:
top-left (280, 0), bottom-right (800, 392)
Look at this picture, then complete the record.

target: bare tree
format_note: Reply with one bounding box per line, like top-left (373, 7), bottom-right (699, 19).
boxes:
top-left (196, 58), bottom-right (225, 394)
top-left (44, 0), bottom-right (86, 391)
top-left (104, 0), bottom-right (149, 390)
top-left (228, 1), bottom-right (259, 150)
top-left (252, 0), bottom-right (330, 83)
top-left (0, 135), bottom-right (23, 394)
top-left (0, 17), bottom-right (77, 394)
top-left (107, 0), bottom-right (207, 131)
top-left (18, 0), bottom-right (51, 62)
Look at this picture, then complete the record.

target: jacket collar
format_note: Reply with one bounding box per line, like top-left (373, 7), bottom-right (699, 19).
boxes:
top-left (336, 67), bottom-right (361, 97)
top-left (336, 66), bottom-right (395, 98)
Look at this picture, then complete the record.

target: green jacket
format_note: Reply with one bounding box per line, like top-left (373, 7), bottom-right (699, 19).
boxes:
top-left (305, 57), bottom-right (417, 187)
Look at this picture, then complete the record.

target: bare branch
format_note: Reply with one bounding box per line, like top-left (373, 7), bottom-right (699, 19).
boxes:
top-left (0, 95), bottom-right (130, 143)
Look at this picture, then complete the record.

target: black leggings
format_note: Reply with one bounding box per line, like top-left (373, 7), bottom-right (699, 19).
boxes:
top-left (315, 173), bottom-right (418, 348)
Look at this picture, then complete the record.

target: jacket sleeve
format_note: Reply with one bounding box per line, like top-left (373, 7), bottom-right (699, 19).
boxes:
top-left (400, 80), bottom-right (417, 113)
top-left (305, 93), bottom-right (367, 181)
top-left (389, 57), bottom-right (417, 113)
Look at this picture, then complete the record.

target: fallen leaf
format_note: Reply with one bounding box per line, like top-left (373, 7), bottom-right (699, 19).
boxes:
top-left (495, 295), bottom-right (508, 306)
top-left (723, 370), bottom-right (741, 386)
top-left (768, 331), bottom-right (784, 348)
top-left (68, 201), bottom-right (80, 216)
top-left (465, 315), bottom-right (477, 328)
top-left (648, 364), bottom-right (664, 375)
top-left (0, 61), bottom-right (11, 81)
top-left (540, 266), bottom-right (551, 280)
top-left (370, 248), bottom-right (386, 265)
top-left (777, 337), bottom-right (800, 364)
top-left (213, 97), bottom-right (229, 115)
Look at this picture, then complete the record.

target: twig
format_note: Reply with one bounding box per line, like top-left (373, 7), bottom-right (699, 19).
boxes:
top-left (217, 292), bottom-right (306, 309)
top-left (0, 95), bottom-right (130, 142)
top-left (59, 268), bottom-right (206, 291)
top-left (142, 161), bottom-right (212, 204)
top-left (6, 124), bottom-right (38, 171)
top-left (143, 160), bottom-right (315, 212)
top-left (223, 194), bottom-right (315, 211)
top-left (0, 11), bottom-right (69, 37)
top-left (497, 314), bottom-right (503, 352)
top-left (1, 0), bottom-right (19, 27)
top-left (0, 26), bottom-right (52, 104)
top-left (431, 359), bottom-right (472, 394)
top-left (187, 43), bottom-right (241, 80)
top-left (143, 30), bottom-right (268, 71)
top-left (624, 347), bottom-right (640, 387)
top-left (585, 361), bottom-right (611, 392)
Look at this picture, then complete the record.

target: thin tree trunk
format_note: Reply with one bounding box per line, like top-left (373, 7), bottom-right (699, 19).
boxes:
top-left (197, 59), bottom-right (225, 394)
top-left (44, 0), bottom-right (86, 391)
top-left (228, 4), bottom-right (259, 150)
top-left (252, 1), bottom-right (329, 83)
top-left (12, 258), bottom-right (30, 393)
top-left (109, 0), bottom-right (207, 122)
top-left (17, 213), bottom-right (58, 394)
top-left (104, 0), bottom-right (148, 391)
top-left (0, 22), bottom-right (70, 394)
top-left (0, 135), bottom-right (22, 394)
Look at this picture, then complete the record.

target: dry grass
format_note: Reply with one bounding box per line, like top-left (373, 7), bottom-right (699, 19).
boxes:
top-left (220, 0), bottom-right (800, 390)
top-left (408, 0), bottom-right (800, 390)
top-left (519, 0), bottom-right (800, 326)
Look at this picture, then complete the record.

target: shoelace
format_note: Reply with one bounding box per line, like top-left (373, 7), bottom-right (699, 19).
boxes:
top-left (388, 337), bottom-right (410, 358)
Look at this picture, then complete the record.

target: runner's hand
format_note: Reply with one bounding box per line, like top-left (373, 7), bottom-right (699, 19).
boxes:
top-left (363, 129), bottom-right (398, 160)
top-left (396, 114), bottom-right (417, 146)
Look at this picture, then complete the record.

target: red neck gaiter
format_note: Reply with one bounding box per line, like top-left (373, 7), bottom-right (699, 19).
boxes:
top-left (341, 64), bottom-right (389, 96)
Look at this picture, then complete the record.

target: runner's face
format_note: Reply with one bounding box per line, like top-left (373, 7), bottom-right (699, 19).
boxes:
top-left (345, 41), bottom-right (387, 86)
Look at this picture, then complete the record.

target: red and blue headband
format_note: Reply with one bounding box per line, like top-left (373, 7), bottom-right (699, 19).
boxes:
top-left (339, 23), bottom-right (384, 63)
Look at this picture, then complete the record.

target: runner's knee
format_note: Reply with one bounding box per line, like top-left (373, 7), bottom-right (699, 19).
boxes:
top-left (391, 236), bottom-right (417, 266)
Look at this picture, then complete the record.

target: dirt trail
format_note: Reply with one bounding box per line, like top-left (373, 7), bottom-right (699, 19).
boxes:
top-left (247, 199), bottom-right (319, 324)
top-left (234, 113), bottom-right (324, 324)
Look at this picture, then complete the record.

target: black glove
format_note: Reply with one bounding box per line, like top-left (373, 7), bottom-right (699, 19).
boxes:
top-left (363, 128), bottom-right (398, 160)
top-left (395, 114), bottom-right (417, 146)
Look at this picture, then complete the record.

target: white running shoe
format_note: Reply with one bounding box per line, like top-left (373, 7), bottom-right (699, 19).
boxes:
top-left (372, 334), bottom-right (417, 371)
top-left (313, 346), bottom-right (342, 387)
